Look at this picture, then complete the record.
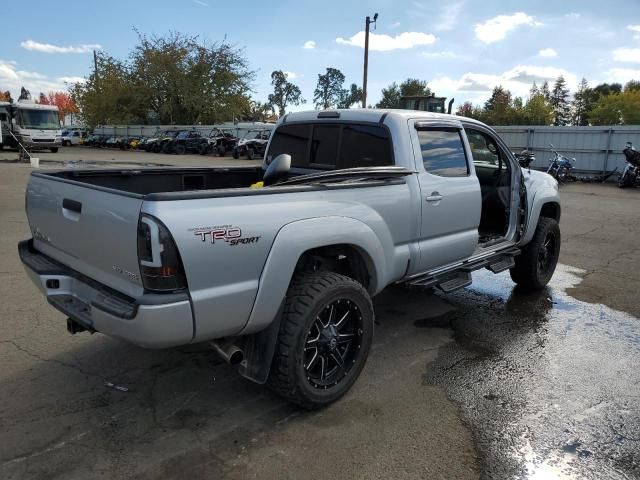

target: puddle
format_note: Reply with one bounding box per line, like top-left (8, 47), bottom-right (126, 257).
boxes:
top-left (422, 264), bottom-right (640, 480)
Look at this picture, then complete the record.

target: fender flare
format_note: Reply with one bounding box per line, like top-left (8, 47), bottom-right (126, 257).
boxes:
top-left (522, 191), bottom-right (561, 245)
top-left (239, 216), bottom-right (390, 336)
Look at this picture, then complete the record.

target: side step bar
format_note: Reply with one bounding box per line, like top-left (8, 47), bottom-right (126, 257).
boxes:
top-left (404, 247), bottom-right (521, 293)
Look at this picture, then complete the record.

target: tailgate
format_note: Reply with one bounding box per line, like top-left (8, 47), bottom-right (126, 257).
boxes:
top-left (26, 174), bottom-right (145, 298)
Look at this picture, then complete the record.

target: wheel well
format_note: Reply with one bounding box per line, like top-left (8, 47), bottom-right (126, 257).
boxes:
top-left (294, 244), bottom-right (372, 290)
top-left (540, 202), bottom-right (560, 222)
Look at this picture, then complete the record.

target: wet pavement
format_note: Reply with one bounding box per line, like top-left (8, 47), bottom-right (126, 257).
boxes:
top-left (1, 160), bottom-right (639, 479)
top-left (422, 265), bottom-right (640, 479)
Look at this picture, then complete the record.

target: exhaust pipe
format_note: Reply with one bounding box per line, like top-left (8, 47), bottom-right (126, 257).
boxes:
top-left (210, 339), bottom-right (244, 366)
top-left (66, 318), bottom-right (87, 334)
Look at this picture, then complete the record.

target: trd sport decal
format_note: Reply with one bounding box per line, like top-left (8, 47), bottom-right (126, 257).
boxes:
top-left (190, 225), bottom-right (261, 246)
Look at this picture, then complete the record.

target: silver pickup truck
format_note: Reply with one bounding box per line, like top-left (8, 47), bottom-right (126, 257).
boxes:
top-left (19, 109), bottom-right (560, 408)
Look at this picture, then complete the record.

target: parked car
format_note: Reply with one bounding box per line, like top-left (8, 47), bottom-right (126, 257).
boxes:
top-left (165, 130), bottom-right (207, 154)
top-left (19, 109), bottom-right (561, 409)
top-left (198, 128), bottom-right (239, 156)
top-left (61, 129), bottom-right (87, 146)
top-left (232, 129), bottom-right (271, 159)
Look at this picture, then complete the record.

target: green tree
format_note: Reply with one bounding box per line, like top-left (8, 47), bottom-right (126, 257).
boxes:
top-left (313, 67), bottom-right (347, 109)
top-left (70, 51), bottom-right (141, 126)
top-left (482, 86), bottom-right (513, 124)
top-left (375, 82), bottom-right (401, 108)
top-left (589, 90), bottom-right (640, 125)
top-left (541, 81), bottom-right (551, 102)
top-left (267, 70), bottom-right (305, 116)
top-left (375, 78), bottom-right (432, 108)
top-left (337, 83), bottom-right (363, 108)
top-left (241, 101), bottom-right (273, 122)
top-left (571, 78), bottom-right (592, 126)
top-left (592, 83), bottom-right (622, 97)
top-left (550, 76), bottom-right (571, 126)
top-left (624, 80), bottom-right (640, 92)
top-left (71, 31), bottom-right (254, 127)
top-left (524, 92), bottom-right (553, 125)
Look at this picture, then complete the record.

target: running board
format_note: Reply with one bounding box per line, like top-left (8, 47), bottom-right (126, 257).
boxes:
top-left (404, 247), bottom-right (521, 291)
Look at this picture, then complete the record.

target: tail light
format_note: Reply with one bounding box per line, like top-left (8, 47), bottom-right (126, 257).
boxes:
top-left (137, 214), bottom-right (187, 292)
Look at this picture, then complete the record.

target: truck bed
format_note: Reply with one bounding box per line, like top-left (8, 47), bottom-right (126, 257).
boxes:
top-left (38, 167), bottom-right (264, 196)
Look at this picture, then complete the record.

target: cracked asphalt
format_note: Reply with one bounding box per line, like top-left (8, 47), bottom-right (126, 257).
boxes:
top-left (1, 150), bottom-right (639, 479)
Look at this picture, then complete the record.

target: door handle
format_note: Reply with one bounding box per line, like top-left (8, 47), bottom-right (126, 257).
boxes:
top-left (426, 192), bottom-right (443, 202)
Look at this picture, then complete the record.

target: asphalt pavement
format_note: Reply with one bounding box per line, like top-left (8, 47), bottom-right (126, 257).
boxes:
top-left (0, 147), bottom-right (638, 479)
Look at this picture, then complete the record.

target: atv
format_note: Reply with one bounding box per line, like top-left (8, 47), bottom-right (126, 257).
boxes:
top-left (165, 130), bottom-right (207, 154)
top-left (198, 128), bottom-right (239, 157)
top-left (232, 129), bottom-right (271, 160)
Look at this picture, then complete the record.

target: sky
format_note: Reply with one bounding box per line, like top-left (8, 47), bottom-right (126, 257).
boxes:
top-left (1, 0), bottom-right (639, 112)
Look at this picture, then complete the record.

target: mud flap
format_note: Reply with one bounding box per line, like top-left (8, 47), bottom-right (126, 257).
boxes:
top-left (236, 301), bottom-right (285, 384)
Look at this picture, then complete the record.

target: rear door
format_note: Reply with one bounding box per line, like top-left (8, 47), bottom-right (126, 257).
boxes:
top-left (26, 175), bottom-right (145, 297)
top-left (409, 120), bottom-right (482, 272)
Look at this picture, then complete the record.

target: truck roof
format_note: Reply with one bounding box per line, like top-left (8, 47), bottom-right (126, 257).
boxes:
top-left (16, 102), bottom-right (59, 111)
top-left (281, 108), bottom-right (484, 128)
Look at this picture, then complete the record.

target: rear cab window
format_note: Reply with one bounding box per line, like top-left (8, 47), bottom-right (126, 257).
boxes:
top-left (416, 128), bottom-right (469, 177)
top-left (267, 122), bottom-right (393, 170)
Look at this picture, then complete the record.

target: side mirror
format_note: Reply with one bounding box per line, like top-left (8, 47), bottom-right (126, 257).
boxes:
top-left (263, 154), bottom-right (291, 186)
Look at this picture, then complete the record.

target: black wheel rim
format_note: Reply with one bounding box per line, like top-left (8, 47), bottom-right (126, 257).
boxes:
top-left (538, 231), bottom-right (557, 275)
top-left (303, 299), bottom-right (363, 389)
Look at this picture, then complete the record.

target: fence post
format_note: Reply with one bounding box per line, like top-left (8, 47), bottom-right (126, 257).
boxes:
top-left (603, 128), bottom-right (613, 179)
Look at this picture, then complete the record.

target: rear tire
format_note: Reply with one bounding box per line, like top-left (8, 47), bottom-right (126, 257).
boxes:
top-left (175, 144), bottom-right (186, 155)
top-left (510, 217), bottom-right (560, 290)
top-left (217, 145), bottom-right (226, 157)
top-left (268, 272), bottom-right (374, 409)
top-left (247, 147), bottom-right (255, 160)
top-left (50, 147), bottom-right (58, 153)
top-left (232, 148), bottom-right (239, 159)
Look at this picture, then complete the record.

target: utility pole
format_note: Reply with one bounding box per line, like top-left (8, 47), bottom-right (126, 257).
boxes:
top-left (361, 13), bottom-right (378, 108)
top-left (93, 50), bottom-right (99, 81)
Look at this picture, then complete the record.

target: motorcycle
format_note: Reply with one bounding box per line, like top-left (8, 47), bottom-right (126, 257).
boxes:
top-left (619, 141), bottom-right (640, 188)
top-left (546, 144), bottom-right (576, 183)
top-left (514, 149), bottom-right (535, 168)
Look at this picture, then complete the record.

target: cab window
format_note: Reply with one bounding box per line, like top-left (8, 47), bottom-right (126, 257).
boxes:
top-left (417, 128), bottom-right (469, 177)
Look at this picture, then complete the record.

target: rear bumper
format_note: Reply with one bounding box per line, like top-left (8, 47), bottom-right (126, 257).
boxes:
top-left (19, 240), bottom-right (194, 348)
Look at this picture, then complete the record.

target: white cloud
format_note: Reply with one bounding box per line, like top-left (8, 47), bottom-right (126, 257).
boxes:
top-left (475, 12), bottom-right (542, 44)
top-left (303, 40), bottom-right (316, 49)
top-left (430, 65), bottom-right (577, 102)
top-left (627, 25), bottom-right (640, 33)
top-left (422, 51), bottom-right (458, 59)
top-left (604, 68), bottom-right (640, 84)
top-left (20, 40), bottom-right (101, 54)
top-left (283, 71), bottom-right (298, 80)
top-left (0, 60), bottom-right (69, 98)
top-left (613, 48), bottom-right (640, 63)
top-left (336, 31), bottom-right (437, 52)
top-left (58, 76), bottom-right (86, 84)
top-left (538, 48), bottom-right (557, 57)
top-left (435, 2), bottom-right (465, 32)
top-left (193, 0), bottom-right (208, 5)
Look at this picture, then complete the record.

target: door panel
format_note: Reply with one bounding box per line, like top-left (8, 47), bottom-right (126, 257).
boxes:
top-left (409, 121), bottom-right (481, 273)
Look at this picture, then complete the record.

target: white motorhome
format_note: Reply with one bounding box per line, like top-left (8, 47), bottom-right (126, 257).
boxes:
top-left (12, 100), bottom-right (62, 152)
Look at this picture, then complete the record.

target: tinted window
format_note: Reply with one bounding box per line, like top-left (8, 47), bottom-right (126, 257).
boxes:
top-left (465, 128), bottom-right (501, 166)
top-left (267, 124), bottom-right (311, 166)
top-left (339, 125), bottom-right (392, 168)
top-left (417, 129), bottom-right (468, 177)
top-left (310, 125), bottom-right (340, 167)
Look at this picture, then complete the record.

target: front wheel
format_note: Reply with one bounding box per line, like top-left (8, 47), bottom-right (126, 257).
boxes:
top-left (510, 217), bottom-right (560, 290)
top-left (268, 272), bottom-right (374, 409)
top-left (50, 147), bottom-right (58, 153)
top-left (232, 148), bottom-right (239, 159)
